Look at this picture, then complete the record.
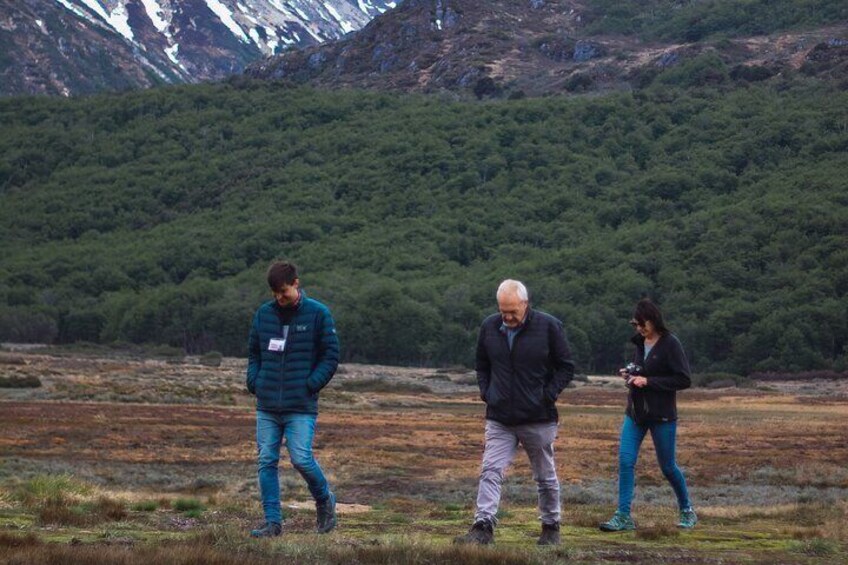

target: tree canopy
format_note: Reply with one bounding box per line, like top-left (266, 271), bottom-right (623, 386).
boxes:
top-left (1, 69), bottom-right (846, 374)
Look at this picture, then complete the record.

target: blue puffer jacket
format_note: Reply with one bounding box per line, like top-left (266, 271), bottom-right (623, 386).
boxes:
top-left (246, 291), bottom-right (340, 413)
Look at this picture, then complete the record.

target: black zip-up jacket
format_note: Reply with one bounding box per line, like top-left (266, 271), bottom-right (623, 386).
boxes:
top-left (476, 309), bottom-right (575, 426)
top-left (626, 333), bottom-right (691, 425)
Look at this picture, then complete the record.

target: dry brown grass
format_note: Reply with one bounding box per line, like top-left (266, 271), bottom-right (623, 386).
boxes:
top-left (0, 532), bottom-right (549, 565)
top-left (1, 352), bottom-right (848, 563)
top-left (0, 532), bottom-right (41, 548)
top-left (821, 500), bottom-right (848, 542)
top-left (0, 544), bottom-right (260, 565)
top-left (2, 386), bottom-right (848, 504)
top-left (36, 495), bottom-right (127, 526)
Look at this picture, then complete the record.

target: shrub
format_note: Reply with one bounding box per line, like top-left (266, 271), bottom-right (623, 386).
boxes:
top-left (730, 64), bottom-right (775, 82)
top-left (15, 474), bottom-right (92, 508)
top-left (0, 375), bottom-right (41, 388)
top-left (0, 532), bottom-right (41, 548)
top-left (451, 374), bottom-right (478, 386)
top-left (749, 370), bottom-right (848, 381)
top-left (425, 373), bottom-right (451, 381)
top-left (36, 495), bottom-right (126, 526)
top-left (655, 53), bottom-right (728, 87)
top-left (565, 73), bottom-right (594, 92)
top-left (337, 378), bottom-right (431, 394)
top-left (473, 77), bottom-right (502, 99)
top-left (791, 538), bottom-right (839, 557)
top-left (36, 495), bottom-right (87, 526)
top-left (0, 308), bottom-right (58, 343)
top-left (0, 355), bottom-right (26, 365)
top-left (198, 351), bottom-right (223, 367)
top-left (173, 498), bottom-right (205, 512)
top-left (150, 344), bottom-right (185, 361)
top-left (91, 496), bottom-right (127, 521)
top-left (691, 372), bottom-right (750, 388)
top-left (131, 500), bottom-right (158, 512)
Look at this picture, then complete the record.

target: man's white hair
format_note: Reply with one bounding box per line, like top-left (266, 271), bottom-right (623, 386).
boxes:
top-left (497, 279), bottom-right (528, 302)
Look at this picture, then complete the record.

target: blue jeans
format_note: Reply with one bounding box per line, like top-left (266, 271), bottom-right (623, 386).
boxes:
top-left (617, 415), bottom-right (691, 514)
top-left (256, 410), bottom-right (330, 524)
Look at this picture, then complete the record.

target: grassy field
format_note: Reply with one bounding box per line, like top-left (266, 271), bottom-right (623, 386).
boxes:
top-left (1, 350), bottom-right (847, 564)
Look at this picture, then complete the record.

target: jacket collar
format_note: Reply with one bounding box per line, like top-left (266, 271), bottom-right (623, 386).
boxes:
top-left (498, 307), bottom-right (534, 333)
top-left (273, 289), bottom-right (305, 313)
top-left (631, 332), bottom-right (666, 346)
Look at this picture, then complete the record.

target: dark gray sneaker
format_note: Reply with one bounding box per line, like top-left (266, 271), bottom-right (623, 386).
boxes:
top-left (316, 491), bottom-right (337, 534)
top-left (453, 519), bottom-right (494, 545)
top-left (250, 522), bottom-right (282, 538)
top-left (537, 522), bottom-right (561, 546)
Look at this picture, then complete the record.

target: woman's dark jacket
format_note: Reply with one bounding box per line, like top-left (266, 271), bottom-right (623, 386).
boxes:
top-left (626, 333), bottom-right (691, 424)
top-left (246, 292), bottom-right (339, 414)
top-left (476, 309), bottom-right (575, 426)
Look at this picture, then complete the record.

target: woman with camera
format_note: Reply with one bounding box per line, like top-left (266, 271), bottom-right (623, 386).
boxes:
top-left (599, 298), bottom-right (697, 532)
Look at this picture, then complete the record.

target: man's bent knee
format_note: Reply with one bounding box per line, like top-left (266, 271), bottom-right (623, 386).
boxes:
top-left (480, 467), bottom-right (506, 485)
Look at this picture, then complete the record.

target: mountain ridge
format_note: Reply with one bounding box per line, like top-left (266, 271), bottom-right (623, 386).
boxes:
top-left (0, 0), bottom-right (398, 96)
top-left (244, 0), bottom-right (848, 97)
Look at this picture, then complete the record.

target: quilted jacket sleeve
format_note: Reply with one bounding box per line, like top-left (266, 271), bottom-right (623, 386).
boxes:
top-left (306, 307), bottom-right (340, 393)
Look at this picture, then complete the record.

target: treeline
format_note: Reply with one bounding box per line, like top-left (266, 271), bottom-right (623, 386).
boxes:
top-left (1, 66), bottom-right (847, 374)
top-left (581, 0), bottom-right (848, 42)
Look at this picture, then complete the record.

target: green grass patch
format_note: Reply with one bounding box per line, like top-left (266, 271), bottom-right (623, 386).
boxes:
top-left (790, 537), bottom-right (841, 557)
top-left (131, 501), bottom-right (158, 512)
top-left (172, 498), bottom-right (205, 512)
top-left (14, 474), bottom-right (92, 508)
top-left (635, 524), bottom-right (680, 540)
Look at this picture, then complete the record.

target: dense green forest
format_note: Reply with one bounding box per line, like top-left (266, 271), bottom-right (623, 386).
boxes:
top-left (1, 61), bottom-right (847, 374)
top-left (582, 0), bottom-right (848, 41)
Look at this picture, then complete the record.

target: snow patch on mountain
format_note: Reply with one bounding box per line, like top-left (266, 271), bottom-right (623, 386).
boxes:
top-left (325, 4), bottom-right (354, 34)
top-left (53, 0), bottom-right (92, 24)
top-left (289, 2), bottom-right (312, 24)
top-left (204, 0), bottom-right (249, 43)
top-left (140, 0), bottom-right (171, 36)
top-left (77, 0), bottom-right (134, 41)
top-left (164, 43), bottom-right (180, 65)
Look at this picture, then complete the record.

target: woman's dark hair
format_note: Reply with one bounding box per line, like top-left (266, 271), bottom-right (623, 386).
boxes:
top-left (633, 298), bottom-right (670, 335)
top-left (267, 261), bottom-right (298, 291)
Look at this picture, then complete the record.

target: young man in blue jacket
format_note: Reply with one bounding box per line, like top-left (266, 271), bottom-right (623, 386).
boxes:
top-left (246, 261), bottom-right (340, 538)
top-left (455, 279), bottom-right (575, 546)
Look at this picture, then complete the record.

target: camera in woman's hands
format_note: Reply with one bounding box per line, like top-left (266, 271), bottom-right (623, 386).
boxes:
top-left (624, 363), bottom-right (642, 376)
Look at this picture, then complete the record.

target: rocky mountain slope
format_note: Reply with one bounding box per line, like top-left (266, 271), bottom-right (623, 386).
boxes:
top-left (244, 0), bottom-right (848, 97)
top-left (0, 0), bottom-right (397, 96)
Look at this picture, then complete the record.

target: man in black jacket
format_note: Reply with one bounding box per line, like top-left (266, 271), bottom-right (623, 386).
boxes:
top-left (455, 279), bottom-right (575, 546)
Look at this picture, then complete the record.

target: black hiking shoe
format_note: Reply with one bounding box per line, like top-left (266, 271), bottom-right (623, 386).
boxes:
top-left (453, 519), bottom-right (495, 545)
top-left (537, 522), bottom-right (561, 546)
top-left (316, 491), bottom-right (337, 534)
top-left (250, 522), bottom-right (282, 538)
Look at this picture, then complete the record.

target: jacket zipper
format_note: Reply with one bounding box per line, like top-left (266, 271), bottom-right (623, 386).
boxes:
top-left (507, 329), bottom-right (516, 417)
top-left (278, 316), bottom-right (290, 407)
